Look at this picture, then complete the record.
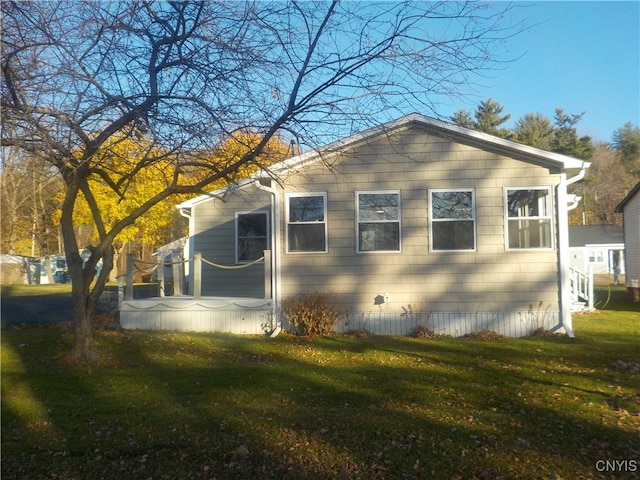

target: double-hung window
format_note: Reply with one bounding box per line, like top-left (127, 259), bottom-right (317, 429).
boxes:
top-left (356, 191), bottom-right (401, 253)
top-left (505, 187), bottom-right (553, 249)
top-left (588, 250), bottom-right (604, 263)
top-left (287, 193), bottom-right (327, 253)
top-left (236, 211), bottom-right (269, 263)
top-left (430, 189), bottom-right (476, 251)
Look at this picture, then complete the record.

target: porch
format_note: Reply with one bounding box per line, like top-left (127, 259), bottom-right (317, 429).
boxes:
top-left (118, 251), bottom-right (276, 335)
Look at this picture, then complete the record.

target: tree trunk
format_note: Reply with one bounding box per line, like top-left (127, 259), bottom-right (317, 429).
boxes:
top-left (67, 250), bottom-right (101, 362)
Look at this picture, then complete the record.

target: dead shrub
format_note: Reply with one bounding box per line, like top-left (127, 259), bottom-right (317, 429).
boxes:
top-left (466, 329), bottom-right (506, 340)
top-left (282, 292), bottom-right (344, 336)
top-left (412, 325), bottom-right (440, 338)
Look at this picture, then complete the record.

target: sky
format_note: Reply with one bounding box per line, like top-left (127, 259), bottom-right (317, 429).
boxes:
top-left (440, 1), bottom-right (640, 144)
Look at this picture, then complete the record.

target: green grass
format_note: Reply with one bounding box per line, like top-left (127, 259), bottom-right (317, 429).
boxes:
top-left (2, 287), bottom-right (639, 479)
top-left (1, 283), bottom-right (73, 296)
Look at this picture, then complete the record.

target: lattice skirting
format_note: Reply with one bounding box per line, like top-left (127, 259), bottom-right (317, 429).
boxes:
top-left (120, 298), bottom-right (562, 338)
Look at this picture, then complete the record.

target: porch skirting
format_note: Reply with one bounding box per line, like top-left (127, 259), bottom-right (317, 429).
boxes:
top-left (119, 297), bottom-right (274, 335)
top-left (120, 298), bottom-right (561, 338)
top-left (334, 310), bottom-right (562, 338)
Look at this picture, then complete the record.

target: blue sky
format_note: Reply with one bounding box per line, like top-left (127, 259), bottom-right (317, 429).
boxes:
top-left (440, 1), bottom-right (640, 143)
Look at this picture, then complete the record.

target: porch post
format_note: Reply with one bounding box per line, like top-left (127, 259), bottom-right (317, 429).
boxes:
top-left (157, 255), bottom-right (165, 297)
top-left (125, 253), bottom-right (134, 301)
top-left (193, 252), bottom-right (202, 300)
top-left (172, 250), bottom-right (182, 296)
top-left (118, 275), bottom-right (124, 305)
top-left (588, 265), bottom-right (594, 310)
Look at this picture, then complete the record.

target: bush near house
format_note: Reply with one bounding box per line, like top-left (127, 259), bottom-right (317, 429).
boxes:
top-left (281, 292), bottom-right (345, 336)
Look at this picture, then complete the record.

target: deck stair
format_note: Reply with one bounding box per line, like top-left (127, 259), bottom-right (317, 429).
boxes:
top-left (569, 266), bottom-right (594, 312)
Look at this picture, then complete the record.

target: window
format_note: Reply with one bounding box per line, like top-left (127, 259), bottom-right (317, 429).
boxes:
top-left (430, 189), bottom-right (476, 251)
top-left (236, 211), bottom-right (269, 263)
top-left (287, 193), bottom-right (327, 253)
top-left (588, 250), bottom-right (604, 263)
top-left (505, 187), bottom-right (553, 249)
top-left (356, 191), bottom-right (401, 253)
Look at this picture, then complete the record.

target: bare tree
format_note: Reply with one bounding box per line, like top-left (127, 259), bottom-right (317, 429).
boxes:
top-left (2, 0), bottom-right (523, 362)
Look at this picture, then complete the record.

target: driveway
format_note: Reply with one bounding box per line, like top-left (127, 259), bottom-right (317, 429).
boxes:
top-left (1, 288), bottom-right (119, 325)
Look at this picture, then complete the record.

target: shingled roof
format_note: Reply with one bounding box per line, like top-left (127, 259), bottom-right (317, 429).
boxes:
top-left (568, 224), bottom-right (624, 247)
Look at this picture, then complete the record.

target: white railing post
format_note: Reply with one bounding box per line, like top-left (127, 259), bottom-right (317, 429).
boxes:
top-left (588, 265), bottom-right (594, 310)
top-left (157, 255), bottom-right (165, 297)
top-left (118, 275), bottom-right (124, 304)
top-left (193, 252), bottom-right (202, 299)
top-left (172, 250), bottom-right (182, 296)
top-left (125, 253), bottom-right (134, 301)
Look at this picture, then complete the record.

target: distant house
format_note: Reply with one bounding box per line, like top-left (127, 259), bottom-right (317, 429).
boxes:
top-left (0, 254), bottom-right (36, 284)
top-left (569, 225), bottom-right (625, 275)
top-left (615, 182), bottom-right (640, 301)
top-left (142, 114), bottom-right (592, 337)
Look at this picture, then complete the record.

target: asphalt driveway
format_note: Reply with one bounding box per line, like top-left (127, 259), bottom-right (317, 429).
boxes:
top-left (0, 288), bottom-right (119, 325)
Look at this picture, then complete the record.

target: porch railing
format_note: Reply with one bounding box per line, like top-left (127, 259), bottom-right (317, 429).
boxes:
top-left (120, 250), bottom-right (271, 303)
top-left (569, 266), bottom-right (594, 310)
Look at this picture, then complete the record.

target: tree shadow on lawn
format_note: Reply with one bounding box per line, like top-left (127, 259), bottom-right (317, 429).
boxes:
top-left (3, 326), bottom-right (639, 480)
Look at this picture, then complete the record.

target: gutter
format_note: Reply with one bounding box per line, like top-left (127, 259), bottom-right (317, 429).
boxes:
top-left (254, 179), bottom-right (282, 337)
top-left (557, 161), bottom-right (590, 338)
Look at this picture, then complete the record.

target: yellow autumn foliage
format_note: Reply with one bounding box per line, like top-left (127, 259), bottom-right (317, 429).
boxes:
top-left (58, 132), bottom-right (290, 248)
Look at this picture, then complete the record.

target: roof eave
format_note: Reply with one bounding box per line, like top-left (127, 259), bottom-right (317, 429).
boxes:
top-left (176, 114), bottom-right (589, 209)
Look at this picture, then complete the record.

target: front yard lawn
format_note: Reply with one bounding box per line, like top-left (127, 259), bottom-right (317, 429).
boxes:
top-left (2, 288), bottom-right (639, 479)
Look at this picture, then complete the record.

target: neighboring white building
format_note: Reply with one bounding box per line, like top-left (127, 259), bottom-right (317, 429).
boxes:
top-left (569, 225), bottom-right (625, 276)
top-left (616, 182), bottom-right (640, 302)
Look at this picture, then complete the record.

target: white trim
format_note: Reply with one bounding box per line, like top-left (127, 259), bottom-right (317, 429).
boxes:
top-left (429, 188), bottom-right (477, 252)
top-left (235, 211), bottom-right (270, 264)
top-left (285, 192), bottom-right (328, 254)
top-left (504, 186), bottom-right (554, 251)
top-left (356, 190), bottom-right (402, 254)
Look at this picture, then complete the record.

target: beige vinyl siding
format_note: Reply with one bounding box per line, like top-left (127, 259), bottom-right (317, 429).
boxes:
top-left (277, 126), bottom-right (561, 315)
top-left (188, 124), bottom-right (563, 316)
top-left (190, 185), bottom-right (271, 297)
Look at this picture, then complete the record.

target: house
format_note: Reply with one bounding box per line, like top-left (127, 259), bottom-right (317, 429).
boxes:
top-left (121, 114), bottom-right (591, 337)
top-left (569, 225), bottom-right (625, 276)
top-left (0, 254), bottom-right (37, 284)
top-left (615, 182), bottom-right (640, 301)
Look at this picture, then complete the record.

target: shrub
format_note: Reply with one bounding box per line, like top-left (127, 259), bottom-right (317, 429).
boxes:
top-left (412, 325), bottom-right (437, 338)
top-left (281, 292), bottom-right (344, 336)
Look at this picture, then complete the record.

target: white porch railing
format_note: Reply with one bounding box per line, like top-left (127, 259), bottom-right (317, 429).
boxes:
top-left (119, 250), bottom-right (271, 302)
top-left (569, 266), bottom-right (594, 311)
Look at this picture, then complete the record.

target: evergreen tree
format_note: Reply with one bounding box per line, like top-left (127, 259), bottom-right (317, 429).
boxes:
top-left (474, 98), bottom-right (511, 138)
top-left (551, 108), bottom-right (595, 160)
top-left (612, 122), bottom-right (640, 175)
top-left (450, 109), bottom-right (475, 129)
top-left (512, 113), bottom-right (554, 150)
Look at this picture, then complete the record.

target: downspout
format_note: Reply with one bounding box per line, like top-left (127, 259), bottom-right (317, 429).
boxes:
top-left (254, 179), bottom-right (282, 337)
top-left (556, 161), bottom-right (590, 338)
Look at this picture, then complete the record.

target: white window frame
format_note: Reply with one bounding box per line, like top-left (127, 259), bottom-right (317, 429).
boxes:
top-left (504, 186), bottom-right (554, 251)
top-left (356, 190), bottom-right (402, 254)
top-left (429, 188), bottom-right (477, 252)
top-left (588, 249), bottom-right (604, 263)
top-left (235, 211), bottom-right (269, 264)
top-left (285, 192), bottom-right (328, 254)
